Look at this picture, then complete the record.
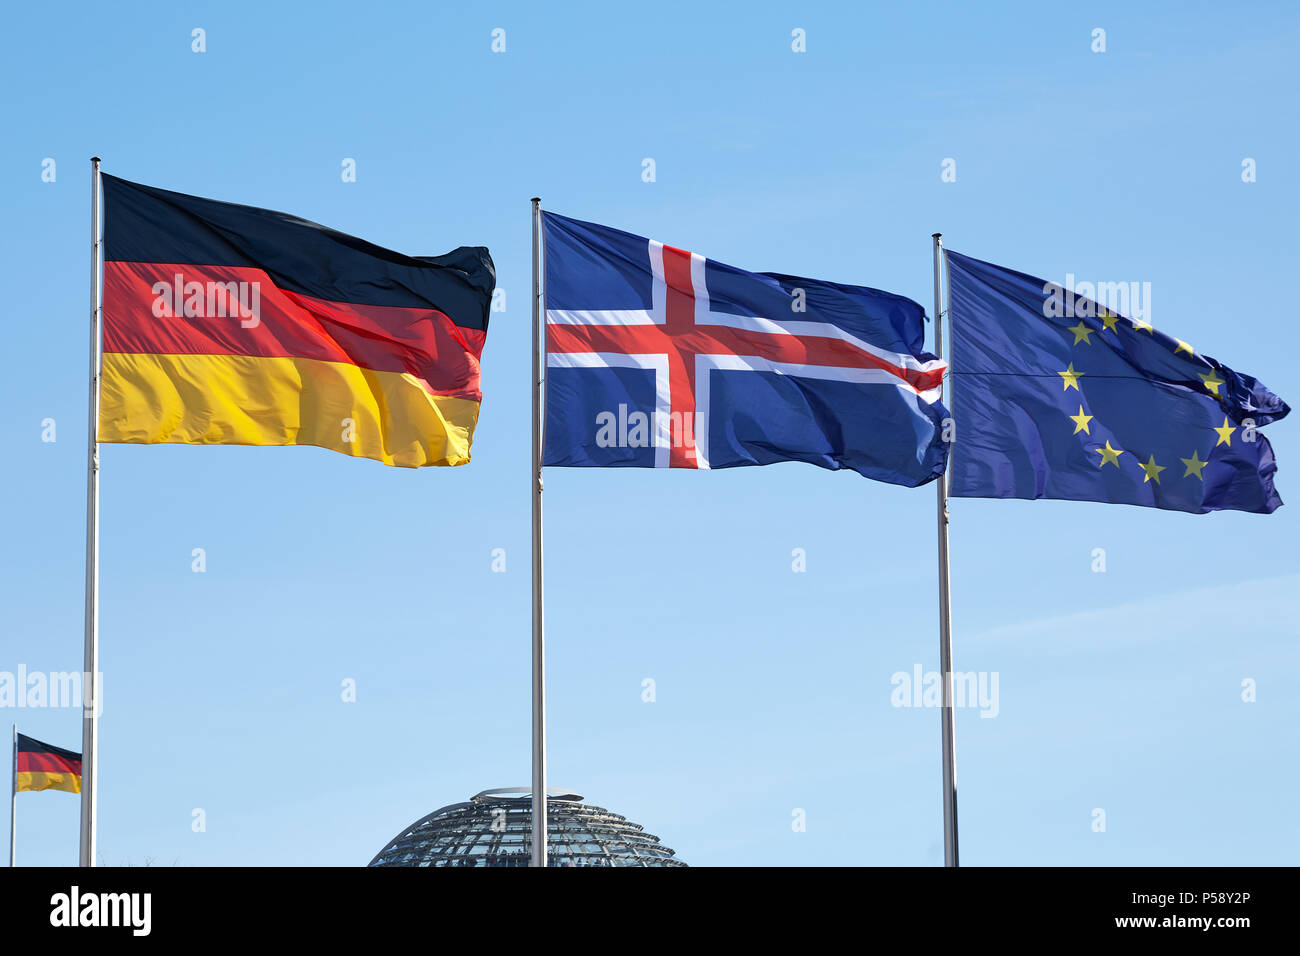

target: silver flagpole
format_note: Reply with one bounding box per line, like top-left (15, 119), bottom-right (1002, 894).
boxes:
top-left (529, 198), bottom-right (548, 867)
top-left (932, 232), bottom-right (959, 867)
top-left (9, 724), bottom-right (15, 866)
top-left (80, 157), bottom-right (103, 868)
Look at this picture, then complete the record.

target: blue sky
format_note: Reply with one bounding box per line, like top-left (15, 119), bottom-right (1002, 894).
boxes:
top-left (2, 1), bottom-right (1297, 866)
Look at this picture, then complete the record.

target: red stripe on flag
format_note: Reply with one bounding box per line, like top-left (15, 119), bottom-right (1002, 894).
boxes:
top-left (103, 262), bottom-right (485, 400)
top-left (545, 312), bottom-right (945, 393)
top-left (16, 751), bottom-right (82, 775)
top-left (661, 245), bottom-right (698, 469)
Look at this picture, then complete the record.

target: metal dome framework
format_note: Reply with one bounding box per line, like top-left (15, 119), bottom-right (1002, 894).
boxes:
top-left (369, 788), bottom-right (686, 868)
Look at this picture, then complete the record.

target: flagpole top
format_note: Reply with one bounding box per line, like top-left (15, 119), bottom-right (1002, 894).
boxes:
top-left (932, 232), bottom-right (942, 240)
top-left (530, 196), bottom-right (541, 204)
top-left (91, 157), bottom-right (101, 163)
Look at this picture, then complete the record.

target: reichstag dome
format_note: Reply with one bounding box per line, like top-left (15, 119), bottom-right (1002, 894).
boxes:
top-left (368, 787), bottom-right (687, 867)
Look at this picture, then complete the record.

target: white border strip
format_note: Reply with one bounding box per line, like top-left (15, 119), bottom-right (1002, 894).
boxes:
top-left (546, 351), bottom-right (671, 468)
top-left (545, 241), bottom-right (666, 327)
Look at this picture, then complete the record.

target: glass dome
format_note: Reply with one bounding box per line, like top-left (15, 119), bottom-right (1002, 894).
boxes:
top-left (368, 787), bottom-right (687, 867)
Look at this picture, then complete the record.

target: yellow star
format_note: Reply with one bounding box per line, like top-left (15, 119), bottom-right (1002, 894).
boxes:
top-left (1099, 308), bottom-right (1120, 332)
top-left (1059, 362), bottom-right (1084, 391)
top-left (1130, 317), bottom-right (1154, 333)
top-left (1096, 441), bottom-right (1123, 468)
top-left (1068, 321), bottom-right (1093, 345)
top-left (1140, 454), bottom-right (1166, 484)
top-left (1214, 416), bottom-right (1236, 447)
top-left (1069, 406), bottom-right (1094, 435)
top-left (1200, 370), bottom-right (1225, 396)
top-left (1175, 339), bottom-right (1194, 356)
top-left (1181, 450), bottom-right (1207, 479)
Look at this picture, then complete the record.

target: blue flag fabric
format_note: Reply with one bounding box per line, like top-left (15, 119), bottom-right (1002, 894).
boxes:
top-left (947, 250), bottom-right (1288, 514)
top-left (542, 211), bottom-right (949, 486)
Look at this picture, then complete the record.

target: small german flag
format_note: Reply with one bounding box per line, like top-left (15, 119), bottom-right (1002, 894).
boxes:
top-left (15, 734), bottom-right (82, 794)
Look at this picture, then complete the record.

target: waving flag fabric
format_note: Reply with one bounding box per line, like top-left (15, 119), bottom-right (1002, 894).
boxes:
top-left (947, 250), bottom-right (1288, 513)
top-left (542, 212), bottom-right (949, 486)
top-left (100, 175), bottom-right (495, 468)
top-left (15, 734), bottom-right (82, 794)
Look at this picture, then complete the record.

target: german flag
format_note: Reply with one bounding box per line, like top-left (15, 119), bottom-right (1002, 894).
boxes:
top-left (100, 175), bottom-right (495, 468)
top-left (15, 734), bottom-right (82, 794)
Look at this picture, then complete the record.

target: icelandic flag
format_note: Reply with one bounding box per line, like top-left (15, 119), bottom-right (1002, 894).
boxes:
top-left (542, 212), bottom-right (949, 487)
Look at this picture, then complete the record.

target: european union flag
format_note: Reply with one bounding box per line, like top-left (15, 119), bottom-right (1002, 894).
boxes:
top-left (946, 250), bottom-right (1288, 514)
